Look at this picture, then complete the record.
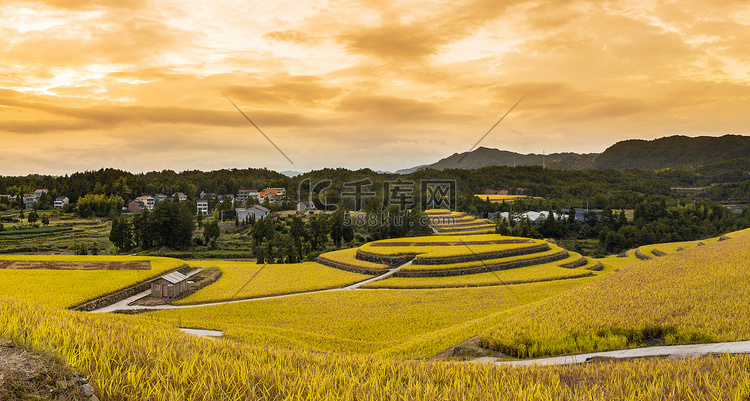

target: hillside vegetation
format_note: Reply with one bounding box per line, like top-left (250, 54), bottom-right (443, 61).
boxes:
top-left (593, 134), bottom-right (750, 170)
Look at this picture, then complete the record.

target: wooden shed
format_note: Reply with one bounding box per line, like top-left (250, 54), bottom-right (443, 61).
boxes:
top-left (151, 271), bottom-right (188, 299)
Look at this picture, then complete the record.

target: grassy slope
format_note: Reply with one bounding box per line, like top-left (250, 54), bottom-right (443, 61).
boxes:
top-left (0, 256), bottom-right (184, 307)
top-left (173, 261), bottom-right (370, 305)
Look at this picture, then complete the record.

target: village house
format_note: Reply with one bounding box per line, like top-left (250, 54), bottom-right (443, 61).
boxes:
top-left (297, 200), bottom-right (316, 211)
top-left (235, 204), bottom-right (270, 222)
top-left (196, 200), bottom-right (209, 215)
top-left (136, 195), bottom-right (155, 211)
top-left (150, 271), bottom-right (188, 299)
top-left (173, 192), bottom-right (188, 202)
top-left (54, 196), bottom-right (69, 209)
top-left (259, 188), bottom-right (285, 203)
top-left (154, 194), bottom-right (167, 204)
top-left (127, 199), bottom-right (145, 213)
top-left (23, 194), bottom-right (38, 209)
top-left (236, 189), bottom-right (259, 205)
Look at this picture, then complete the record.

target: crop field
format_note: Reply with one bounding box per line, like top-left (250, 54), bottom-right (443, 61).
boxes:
top-left (358, 235), bottom-right (544, 259)
top-left (0, 256), bottom-right (184, 307)
top-left (316, 248), bottom-right (390, 271)
top-left (363, 252), bottom-right (598, 289)
top-left (475, 194), bottom-right (530, 202)
top-left (4, 298), bottom-right (750, 400)
top-left (0, 217), bottom-right (112, 254)
top-left (424, 210), bottom-right (496, 235)
top-left (153, 273), bottom-right (605, 357)
top-left (638, 227), bottom-right (750, 257)
top-left (401, 243), bottom-right (566, 272)
top-left (173, 261), bottom-right (370, 305)
top-left (480, 235), bottom-right (750, 358)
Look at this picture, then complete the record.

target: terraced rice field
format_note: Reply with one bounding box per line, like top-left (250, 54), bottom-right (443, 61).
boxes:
top-left (475, 194), bottom-right (530, 202)
top-left (315, 248), bottom-right (389, 274)
top-left (173, 261), bottom-right (370, 305)
top-left (425, 209), bottom-right (495, 235)
top-left (0, 256), bottom-right (184, 307)
top-left (480, 235), bottom-right (750, 358)
top-left (153, 272), bottom-right (606, 357)
top-left (364, 251), bottom-right (600, 289)
top-left (6, 297), bottom-right (750, 400)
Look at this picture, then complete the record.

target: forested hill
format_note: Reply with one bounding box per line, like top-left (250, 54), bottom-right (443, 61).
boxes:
top-left (593, 135), bottom-right (750, 170)
top-left (395, 147), bottom-right (597, 173)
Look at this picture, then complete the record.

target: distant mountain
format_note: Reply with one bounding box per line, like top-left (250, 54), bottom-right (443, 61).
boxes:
top-left (279, 170), bottom-right (303, 177)
top-left (396, 147), bottom-right (597, 173)
top-left (593, 135), bottom-right (750, 170)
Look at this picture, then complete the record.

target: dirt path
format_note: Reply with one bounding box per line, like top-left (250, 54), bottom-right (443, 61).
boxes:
top-left (473, 340), bottom-right (750, 366)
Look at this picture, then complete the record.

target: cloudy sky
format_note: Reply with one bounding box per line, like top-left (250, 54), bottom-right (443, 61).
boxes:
top-left (1, 0), bottom-right (749, 175)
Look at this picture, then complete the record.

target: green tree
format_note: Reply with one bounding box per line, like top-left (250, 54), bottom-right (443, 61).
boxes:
top-left (27, 210), bottom-right (38, 224)
top-left (41, 215), bottom-right (50, 226)
top-left (203, 220), bottom-right (220, 249)
top-left (109, 217), bottom-right (133, 252)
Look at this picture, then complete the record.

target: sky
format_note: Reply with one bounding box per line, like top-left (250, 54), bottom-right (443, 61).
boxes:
top-left (1, 0), bottom-right (749, 176)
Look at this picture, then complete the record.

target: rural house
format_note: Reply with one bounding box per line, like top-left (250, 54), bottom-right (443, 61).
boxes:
top-left (54, 196), bottom-right (69, 208)
top-left (150, 271), bottom-right (188, 298)
top-left (196, 200), bottom-right (209, 215)
top-left (297, 200), bottom-right (316, 211)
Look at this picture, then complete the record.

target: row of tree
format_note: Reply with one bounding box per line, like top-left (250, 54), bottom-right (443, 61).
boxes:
top-left (109, 200), bottom-right (196, 251)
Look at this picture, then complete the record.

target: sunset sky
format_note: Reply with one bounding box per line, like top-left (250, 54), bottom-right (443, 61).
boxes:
top-left (1, 0), bottom-right (749, 176)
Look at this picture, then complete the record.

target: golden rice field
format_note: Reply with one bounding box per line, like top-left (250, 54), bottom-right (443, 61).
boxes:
top-left (315, 248), bottom-right (390, 270)
top-left (0, 255), bottom-right (184, 307)
top-left (173, 261), bottom-right (370, 305)
top-left (480, 235), bottom-right (750, 358)
top-left (358, 234), bottom-right (544, 259)
top-left (475, 194), bottom-right (529, 202)
top-left (364, 252), bottom-right (599, 289)
top-left (3, 298), bottom-right (750, 400)
top-left (153, 273), bottom-right (604, 357)
top-left (401, 243), bottom-right (565, 272)
top-left (638, 227), bottom-right (750, 257)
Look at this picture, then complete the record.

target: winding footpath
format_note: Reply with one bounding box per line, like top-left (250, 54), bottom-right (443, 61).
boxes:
top-left (91, 261), bottom-right (410, 313)
top-left (474, 341), bottom-right (750, 366)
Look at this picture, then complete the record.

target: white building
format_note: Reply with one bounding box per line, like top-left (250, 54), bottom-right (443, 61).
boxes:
top-left (54, 196), bottom-right (69, 209)
top-left (197, 200), bottom-right (209, 215)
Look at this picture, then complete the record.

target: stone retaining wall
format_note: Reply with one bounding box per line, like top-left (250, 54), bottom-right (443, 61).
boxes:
top-left (72, 264), bottom-right (190, 312)
top-left (412, 243), bottom-right (550, 265)
top-left (315, 257), bottom-right (384, 276)
top-left (559, 256), bottom-right (588, 269)
top-left (634, 249), bottom-right (652, 260)
top-left (393, 250), bottom-right (569, 277)
top-left (587, 260), bottom-right (604, 271)
top-left (355, 249), bottom-right (415, 267)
